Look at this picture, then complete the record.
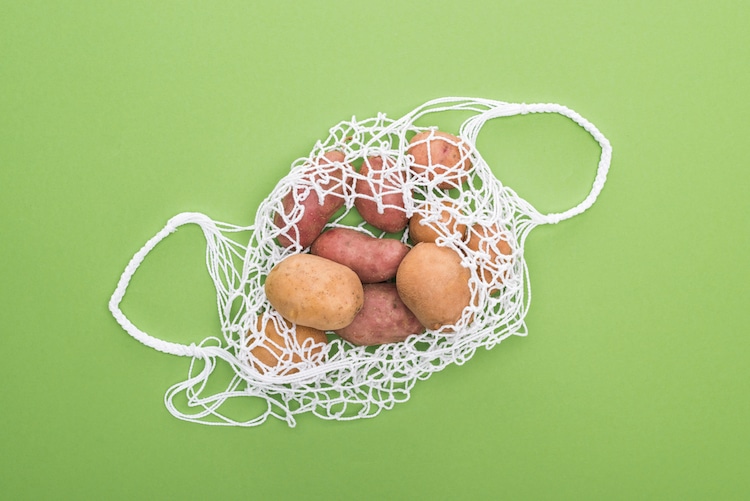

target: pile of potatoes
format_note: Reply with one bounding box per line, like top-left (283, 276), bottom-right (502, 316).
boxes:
top-left (252, 130), bottom-right (512, 373)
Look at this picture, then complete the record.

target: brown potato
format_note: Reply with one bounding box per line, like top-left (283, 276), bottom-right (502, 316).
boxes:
top-left (274, 151), bottom-right (351, 248)
top-left (354, 155), bottom-right (409, 233)
top-left (395, 242), bottom-right (472, 330)
top-left (409, 200), bottom-right (467, 244)
top-left (248, 314), bottom-right (328, 374)
top-left (335, 283), bottom-right (424, 346)
top-left (407, 130), bottom-right (472, 189)
top-left (264, 253), bottom-right (364, 330)
top-left (465, 223), bottom-right (513, 293)
top-left (310, 227), bottom-right (410, 283)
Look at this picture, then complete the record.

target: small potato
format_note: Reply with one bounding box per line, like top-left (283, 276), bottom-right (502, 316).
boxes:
top-left (335, 283), bottom-right (424, 346)
top-left (248, 314), bottom-right (328, 375)
top-left (354, 155), bottom-right (409, 233)
top-left (396, 242), bottom-right (472, 330)
top-left (264, 253), bottom-right (364, 331)
top-left (407, 130), bottom-right (472, 189)
top-left (274, 151), bottom-right (351, 248)
top-left (465, 223), bottom-right (513, 293)
top-left (409, 200), bottom-right (467, 244)
top-left (311, 227), bottom-right (410, 283)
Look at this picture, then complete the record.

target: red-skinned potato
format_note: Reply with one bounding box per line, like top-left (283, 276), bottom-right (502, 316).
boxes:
top-left (407, 130), bottom-right (472, 189)
top-left (354, 155), bottom-right (409, 233)
top-left (311, 227), bottom-right (410, 283)
top-left (274, 151), bottom-right (351, 248)
top-left (335, 282), bottom-right (424, 346)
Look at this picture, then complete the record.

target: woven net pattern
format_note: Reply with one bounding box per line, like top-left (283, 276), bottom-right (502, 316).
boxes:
top-left (109, 97), bottom-right (611, 426)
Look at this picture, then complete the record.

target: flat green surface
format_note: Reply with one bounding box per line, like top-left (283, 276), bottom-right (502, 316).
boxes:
top-left (2, 1), bottom-right (749, 499)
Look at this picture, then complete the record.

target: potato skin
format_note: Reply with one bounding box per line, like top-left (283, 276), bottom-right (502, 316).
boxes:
top-left (248, 315), bottom-right (328, 375)
top-left (354, 155), bottom-right (409, 233)
top-left (274, 151), bottom-right (351, 248)
top-left (409, 200), bottom-right (467, 244)
top-left (264, 253), bottom-right (364, 331)
top-left (335, 283), bottom-right (424, 346)
top-left (396, 242), bottom-right (472, 330)
top-left (465, 223), bottom-right (513, 293)
top-left (407, 130), bottom-right (472, 189)
top-left (310, 227), bottom-right (410, 283)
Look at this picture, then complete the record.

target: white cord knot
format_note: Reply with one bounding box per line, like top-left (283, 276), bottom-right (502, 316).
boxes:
top-left (182, 342), bottom-right (203, 358)
top-left (545, 213), bottom-right (563, 224)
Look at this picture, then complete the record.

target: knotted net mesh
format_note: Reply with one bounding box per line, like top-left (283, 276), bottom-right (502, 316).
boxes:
top-left (109, 97), bottom-right (611, 426)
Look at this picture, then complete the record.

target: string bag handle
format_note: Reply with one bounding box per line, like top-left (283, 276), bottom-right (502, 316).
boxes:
top-left (395, 97), bottom-right (612, 225)
top-left (108, 212), bottom-right (241, 360)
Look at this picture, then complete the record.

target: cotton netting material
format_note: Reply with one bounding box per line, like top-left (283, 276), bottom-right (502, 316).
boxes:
top-left (109, 97), bottom-right (612, 427)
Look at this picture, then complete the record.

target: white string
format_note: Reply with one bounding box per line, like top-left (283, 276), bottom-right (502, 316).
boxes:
top-left (109, 213), bottom-right (208, 358)
top-left (460, 101), bottom-right (612, 224)
top-left (109, 97), bottom-right (612, 426)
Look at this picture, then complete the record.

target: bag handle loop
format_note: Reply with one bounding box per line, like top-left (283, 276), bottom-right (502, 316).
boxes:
top-left (108, 212), bottom-right (220, 358)
top-left (399, 97), bottom-right (612, 224)
top-left (459, 101), bottom-right (612, 224)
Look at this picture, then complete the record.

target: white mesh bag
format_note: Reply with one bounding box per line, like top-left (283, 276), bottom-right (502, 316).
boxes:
top-left (109, 96), bottom-right (612, 427)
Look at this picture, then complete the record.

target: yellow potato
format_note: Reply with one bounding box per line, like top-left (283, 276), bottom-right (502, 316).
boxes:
top-left (264, 253), bottom-right (364, 331)
top-left (395, 242), bottom-right (472, 330)
top-left (465, 223), bottom-right (513, 294)
top-left (248, 314), bottom-right (328, 375)
top-left (409, 200), bottom-right (467, 244)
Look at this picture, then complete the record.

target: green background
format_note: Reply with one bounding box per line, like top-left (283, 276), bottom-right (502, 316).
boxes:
top-left (2, 1), bottom-right (748, 499)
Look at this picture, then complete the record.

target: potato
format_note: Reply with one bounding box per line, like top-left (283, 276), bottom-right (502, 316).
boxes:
top-left (310, 227), bottom-right (410, 283)
top-left (274, 151), bottom-right (351, 248)
top-left (335, 283), bottom-right (424, 346)
top-left (409, 200), bottom-right (467, 244)
top-left (354, 155), bottom-right (409, 233)
top-left (248, 314), bottom-right (328, 374)
top-left (465, 223), bottom-right (513, 293)
top-left (407, 130), bottom-right (472, 189)
top-left (264, 253), bottom-right (364, 331)
top-left (396, 242), bottom-right (472, 330)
